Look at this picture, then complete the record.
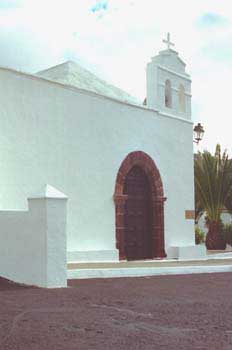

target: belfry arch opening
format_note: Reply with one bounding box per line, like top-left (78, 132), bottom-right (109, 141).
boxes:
top-left (165, 79), bottom-right (172, 108)
top-left (179, 84), bottom-right (186, 112)
top-left (114, 151), bottom-right (167, 260)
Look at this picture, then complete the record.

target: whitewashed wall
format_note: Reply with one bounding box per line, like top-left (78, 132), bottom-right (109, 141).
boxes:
top-left (0, 67), bottom-right (195, 261)
top-left (0, 185), bottom-right (67, 287)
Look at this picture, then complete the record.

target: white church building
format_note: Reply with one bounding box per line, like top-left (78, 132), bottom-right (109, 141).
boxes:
top-left (0, 36), bottom-right (205, 287)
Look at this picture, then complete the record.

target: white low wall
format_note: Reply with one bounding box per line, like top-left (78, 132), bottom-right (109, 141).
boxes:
top-left (167, 245), bottom-right (206, 260)
top-left (67, 249), bottom-right (119, 263)
top-left (0, 185), bottom-right (67, 288)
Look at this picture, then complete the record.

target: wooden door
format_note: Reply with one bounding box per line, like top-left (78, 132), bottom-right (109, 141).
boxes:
top-left (123, 166), bottom-right (153, 260)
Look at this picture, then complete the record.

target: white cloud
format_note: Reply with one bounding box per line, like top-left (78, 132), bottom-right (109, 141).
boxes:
top-left (0, 0), bottom-right (231, 153)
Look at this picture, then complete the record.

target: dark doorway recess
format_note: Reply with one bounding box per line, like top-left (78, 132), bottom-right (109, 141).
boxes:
top-left (123, 166), bottom-right (153, 260)
top-left (114, 151), bottom-right (167, 260)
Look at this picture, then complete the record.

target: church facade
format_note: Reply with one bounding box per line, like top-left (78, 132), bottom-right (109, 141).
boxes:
top-left (0, 38), bottom-right (204, 285)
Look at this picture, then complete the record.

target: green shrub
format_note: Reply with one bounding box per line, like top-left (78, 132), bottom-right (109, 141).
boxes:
top-left (222, 223), bottom-right (232, 246)
top-left (195, 227), bottom-right (205, 244)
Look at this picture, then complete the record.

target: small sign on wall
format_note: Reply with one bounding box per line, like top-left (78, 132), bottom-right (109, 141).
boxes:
top-left (185, 210), bottom-right (195, 220)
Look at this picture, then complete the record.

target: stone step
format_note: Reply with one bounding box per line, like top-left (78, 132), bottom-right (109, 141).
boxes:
top-left (67, 258), bottom-right (232, 279)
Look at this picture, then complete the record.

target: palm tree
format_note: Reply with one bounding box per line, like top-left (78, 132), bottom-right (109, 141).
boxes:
top-left (195, 144), bottom-right (232, 250)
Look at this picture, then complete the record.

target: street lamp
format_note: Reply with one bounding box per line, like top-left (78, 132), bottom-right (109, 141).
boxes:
top-left (193, 123), bottom-right (205, 145)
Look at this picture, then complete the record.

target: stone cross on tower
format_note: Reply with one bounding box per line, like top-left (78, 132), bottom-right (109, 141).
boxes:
top-left (162, 32), bottom-right (174, 50)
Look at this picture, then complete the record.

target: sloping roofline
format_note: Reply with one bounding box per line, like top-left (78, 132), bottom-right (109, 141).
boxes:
top-left (0, 65), bottom-right (192, 125)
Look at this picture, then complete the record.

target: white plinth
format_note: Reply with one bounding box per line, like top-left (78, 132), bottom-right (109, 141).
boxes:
top-left (167, 245), bottom-right (207, 260)
top-left (67, 249), bottom-right (119, 263)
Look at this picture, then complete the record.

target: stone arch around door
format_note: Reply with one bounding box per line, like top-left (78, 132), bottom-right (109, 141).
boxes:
top-left (114, 151), bottom-right (167, 260)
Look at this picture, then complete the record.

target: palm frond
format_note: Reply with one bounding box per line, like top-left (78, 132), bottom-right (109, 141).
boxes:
top-left (195, 145), bottom-right (232, 223)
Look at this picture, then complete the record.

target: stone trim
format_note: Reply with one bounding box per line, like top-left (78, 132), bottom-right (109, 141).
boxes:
top-left (114, 151), bottom-right (167, 260)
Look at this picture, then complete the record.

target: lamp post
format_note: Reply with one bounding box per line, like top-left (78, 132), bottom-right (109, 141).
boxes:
top-left (193, 123), bottom-right (205, 145)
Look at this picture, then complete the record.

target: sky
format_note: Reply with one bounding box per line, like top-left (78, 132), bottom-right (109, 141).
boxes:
top-left (0, 0), bottom-right (231, 154)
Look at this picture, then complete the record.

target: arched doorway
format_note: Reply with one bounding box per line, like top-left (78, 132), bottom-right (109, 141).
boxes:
top-left (124, 166), bottom-right (153, 260)
top-left (114, 151), bottom-right (167, 260)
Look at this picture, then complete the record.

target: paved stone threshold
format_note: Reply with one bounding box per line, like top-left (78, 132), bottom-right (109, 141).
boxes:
top-left (68, 258), bottom-right (232, 270)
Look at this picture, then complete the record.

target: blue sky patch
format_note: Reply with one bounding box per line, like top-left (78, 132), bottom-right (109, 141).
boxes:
top-left (198, 12), bottom-right (228, 28)
top-left (201, 41), bottom-right (232, 62)
top-left (91, 1), bottom-right (108, 13)
top-left (0, 0), bottom-right (22, 8)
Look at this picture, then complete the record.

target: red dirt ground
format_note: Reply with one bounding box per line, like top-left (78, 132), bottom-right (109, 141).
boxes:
top-left (0, 273), bottom-right (232, 350)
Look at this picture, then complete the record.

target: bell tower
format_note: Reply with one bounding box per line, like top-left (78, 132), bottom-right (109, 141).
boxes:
top-left (146, 33), bottom-right (192, 120)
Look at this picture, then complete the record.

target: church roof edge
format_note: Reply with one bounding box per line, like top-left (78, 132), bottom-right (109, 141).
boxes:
top-left (0, 65), bottom-right (143, 108)
top-left (36, 60), bottom-right (141, 106)
top-left (0, 65), bottom-right (192, 126)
